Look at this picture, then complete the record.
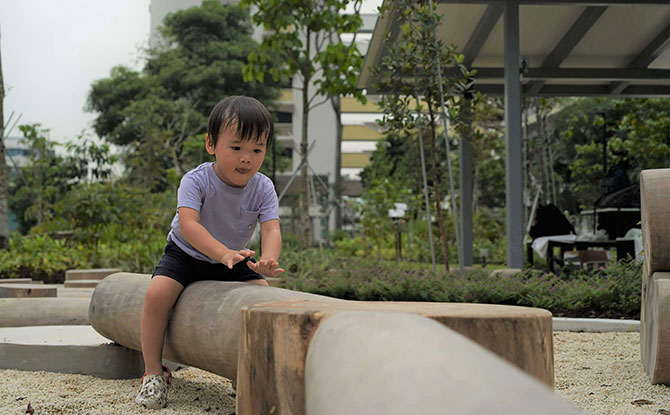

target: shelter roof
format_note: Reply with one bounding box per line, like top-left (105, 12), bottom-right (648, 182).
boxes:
top-left (359, 0), bottom-right (670, 97)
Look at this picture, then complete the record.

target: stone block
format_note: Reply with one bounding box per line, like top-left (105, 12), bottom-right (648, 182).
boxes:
top-left (57, 286), bottom-right (95, 299)
top-left (65, 268), bottom-right (121, 281)
top-left (0, 284), bottom-right (57, 298)
top-left (0, 298), bottom-right (90, 327)
top-left (553, 317), bottom-right (639, 332)
top-left (0, 278), bottom-right (43, 284)
top-left (490, 268), bottom-right (523, 278)
top-left (0, 325), bottom-right (144, 379)
top-left (237, 298), bottom-right (553, 415)
top-left (64, 279), bottom-right (101, 288)
top-left (304, 312), bottom-right (577, 415)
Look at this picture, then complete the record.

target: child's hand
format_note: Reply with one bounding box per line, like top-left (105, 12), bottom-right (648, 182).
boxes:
top-left (221, 249), bottom-right (255, 269)
top-left (247, 257), bottom-right (285, 278)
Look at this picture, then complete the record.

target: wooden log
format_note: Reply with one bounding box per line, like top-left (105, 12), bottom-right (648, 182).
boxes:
top-left (88, 273), bottom-right (339, 380)
top-left (237, 299), bottom-right (554, 415)
top-left (304, 312), bottom-right (577, 415)
top-left (640, 169), bottom-right (670, 383)
top-left (641, 169), bottom-right (670, 276)
top-left (642, 272), bottom-right (670, 383)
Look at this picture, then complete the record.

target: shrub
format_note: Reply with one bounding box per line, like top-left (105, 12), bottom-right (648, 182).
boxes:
top-left (281, 254), bottom-right (642, 319)
top-left (0, 231), bottom-right (167, 282)
top-left (0, 234), bottom-right (88, 283)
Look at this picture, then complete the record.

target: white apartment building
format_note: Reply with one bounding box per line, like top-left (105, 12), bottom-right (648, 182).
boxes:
top-left (4, 136), bottom-right (30, 231)
top-left (4, 136), bottom-right (30, 174)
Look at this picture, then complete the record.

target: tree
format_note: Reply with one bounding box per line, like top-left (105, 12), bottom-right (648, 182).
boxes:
top-left (372, 0), bottom-right (472, 271)
top-left (522, 97), bottom-right (562, 207)
top-left (241, 0), bottom-right (366, 246)
top-left (548, 98), bottom-right (608, 211)
top-left (453, 95), bottom-right (506, 212)
top-left (546, 97), bottom-right (670, 212)
top-left (611, 98), bottom-right (670, 174)
top-left (8, 125), bottom-right (115, 233)
top-left (358, 177), bottom-right (412, 258)
top-left (10, 125), bottom-right (62, 230)
top-left (0, 25), bottom-right (8, 249)
top-left (87, 0), bottom-right (279, 191)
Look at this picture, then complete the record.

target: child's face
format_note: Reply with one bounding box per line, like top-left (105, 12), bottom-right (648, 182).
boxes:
top-left (206, 126), bottom-right (267, 188)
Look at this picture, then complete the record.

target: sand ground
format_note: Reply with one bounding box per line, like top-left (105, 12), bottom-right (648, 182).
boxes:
top-left (1, 331), bottom-right (669, 414)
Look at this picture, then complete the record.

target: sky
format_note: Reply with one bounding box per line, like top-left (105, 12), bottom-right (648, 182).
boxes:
top-left (0, 0), bottom-right (381, 145)
top-left (0, 0), bottom-right (151, 143)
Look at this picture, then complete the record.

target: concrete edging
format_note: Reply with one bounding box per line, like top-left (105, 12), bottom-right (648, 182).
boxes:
top-left (0, 325), bottom-right (144, 379)
top-left (553, 317), bottom-right (640, 332)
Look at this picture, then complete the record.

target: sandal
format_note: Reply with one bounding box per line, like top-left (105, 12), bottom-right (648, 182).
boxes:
top-left (135, 365), bottom-right (172, 409)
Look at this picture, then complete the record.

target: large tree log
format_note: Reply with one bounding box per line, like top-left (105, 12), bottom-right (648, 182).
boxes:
top-left (88, 273), bottom-right (336, 379)
top-left (304, 312), bottom-right (577, 415)
top-left (641, 168), bottom-right (670, 383)
top-left (237, 298), bottom-right (553, 414)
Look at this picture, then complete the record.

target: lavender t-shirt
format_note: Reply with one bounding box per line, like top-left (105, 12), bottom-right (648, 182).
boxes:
top-left (167, 162), bottom-right (279, 263)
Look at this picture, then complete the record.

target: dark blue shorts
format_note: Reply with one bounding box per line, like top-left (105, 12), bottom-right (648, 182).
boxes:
top-left (152, 241), bottom-right (264, 287)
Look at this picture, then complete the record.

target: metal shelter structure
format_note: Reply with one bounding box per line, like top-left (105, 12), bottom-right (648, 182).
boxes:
top-left (358, 0), bottom-right (670, 268)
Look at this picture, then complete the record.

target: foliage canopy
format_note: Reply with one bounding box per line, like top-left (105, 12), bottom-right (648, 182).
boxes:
top-left (87, 0), bottom-right (280, 190)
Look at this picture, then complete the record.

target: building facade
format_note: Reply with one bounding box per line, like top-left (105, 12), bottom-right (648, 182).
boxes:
top-left (3, 136), bottom-right (30, 231)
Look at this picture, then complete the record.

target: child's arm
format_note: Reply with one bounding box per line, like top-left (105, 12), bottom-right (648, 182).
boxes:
top-left (247, 219), bottom-right (284, 277)
top-left (178, 207), bottom-right (255, 268)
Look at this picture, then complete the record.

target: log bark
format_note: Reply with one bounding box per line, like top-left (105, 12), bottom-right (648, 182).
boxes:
top-left (640, 169), bottom-right (670, 383)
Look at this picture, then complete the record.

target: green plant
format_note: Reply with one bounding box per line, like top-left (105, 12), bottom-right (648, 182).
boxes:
top-left (242, 0), bottom-right (366, 246)
top-left (280, 252), bottom-right (642, 319)
top-left (0, 233), bottom-right (88, 283)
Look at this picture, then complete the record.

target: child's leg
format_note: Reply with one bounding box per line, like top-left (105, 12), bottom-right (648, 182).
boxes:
top-left (140, 276), bottom-right (184, 375)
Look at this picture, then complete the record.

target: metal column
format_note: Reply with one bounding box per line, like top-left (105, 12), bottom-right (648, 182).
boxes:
top-left (504, 1), bottom-right (524, 268)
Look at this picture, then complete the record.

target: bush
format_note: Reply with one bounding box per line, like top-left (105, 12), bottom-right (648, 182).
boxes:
top-left (0, 231), bottom-right (167, 282)
top-left (0, 234), bottom-right (88, 283)
top-left (281, 253), bottom-right (642, 319)
top-left (0, 226), bottom-right (642, 320)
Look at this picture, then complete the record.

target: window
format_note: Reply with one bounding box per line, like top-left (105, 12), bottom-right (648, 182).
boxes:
top-left (275, 111), bottom-right (292, 124)
top-left (6, 148), bottom-right (30, 157)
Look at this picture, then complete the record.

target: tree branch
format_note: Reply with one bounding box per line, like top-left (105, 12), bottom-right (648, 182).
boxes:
top-left (308, 96), bottom-right (331, 112)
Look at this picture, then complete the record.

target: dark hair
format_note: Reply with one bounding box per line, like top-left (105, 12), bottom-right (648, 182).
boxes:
top-left (207, 96), bottom-right (274, 148)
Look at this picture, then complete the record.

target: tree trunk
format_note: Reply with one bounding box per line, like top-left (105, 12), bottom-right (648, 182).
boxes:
top-left (0, 25), bottom-right (9, 249)
top-left (462, 98), bottom-right (475, 218)
top-left (534, 98), bottom-right (547, 203)
top-left (299, 72), bottom-right (311, 247)
top-left (331, 96), bottom-right (342, 230)
top-left (427, 103), bottom-right (450, 272)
